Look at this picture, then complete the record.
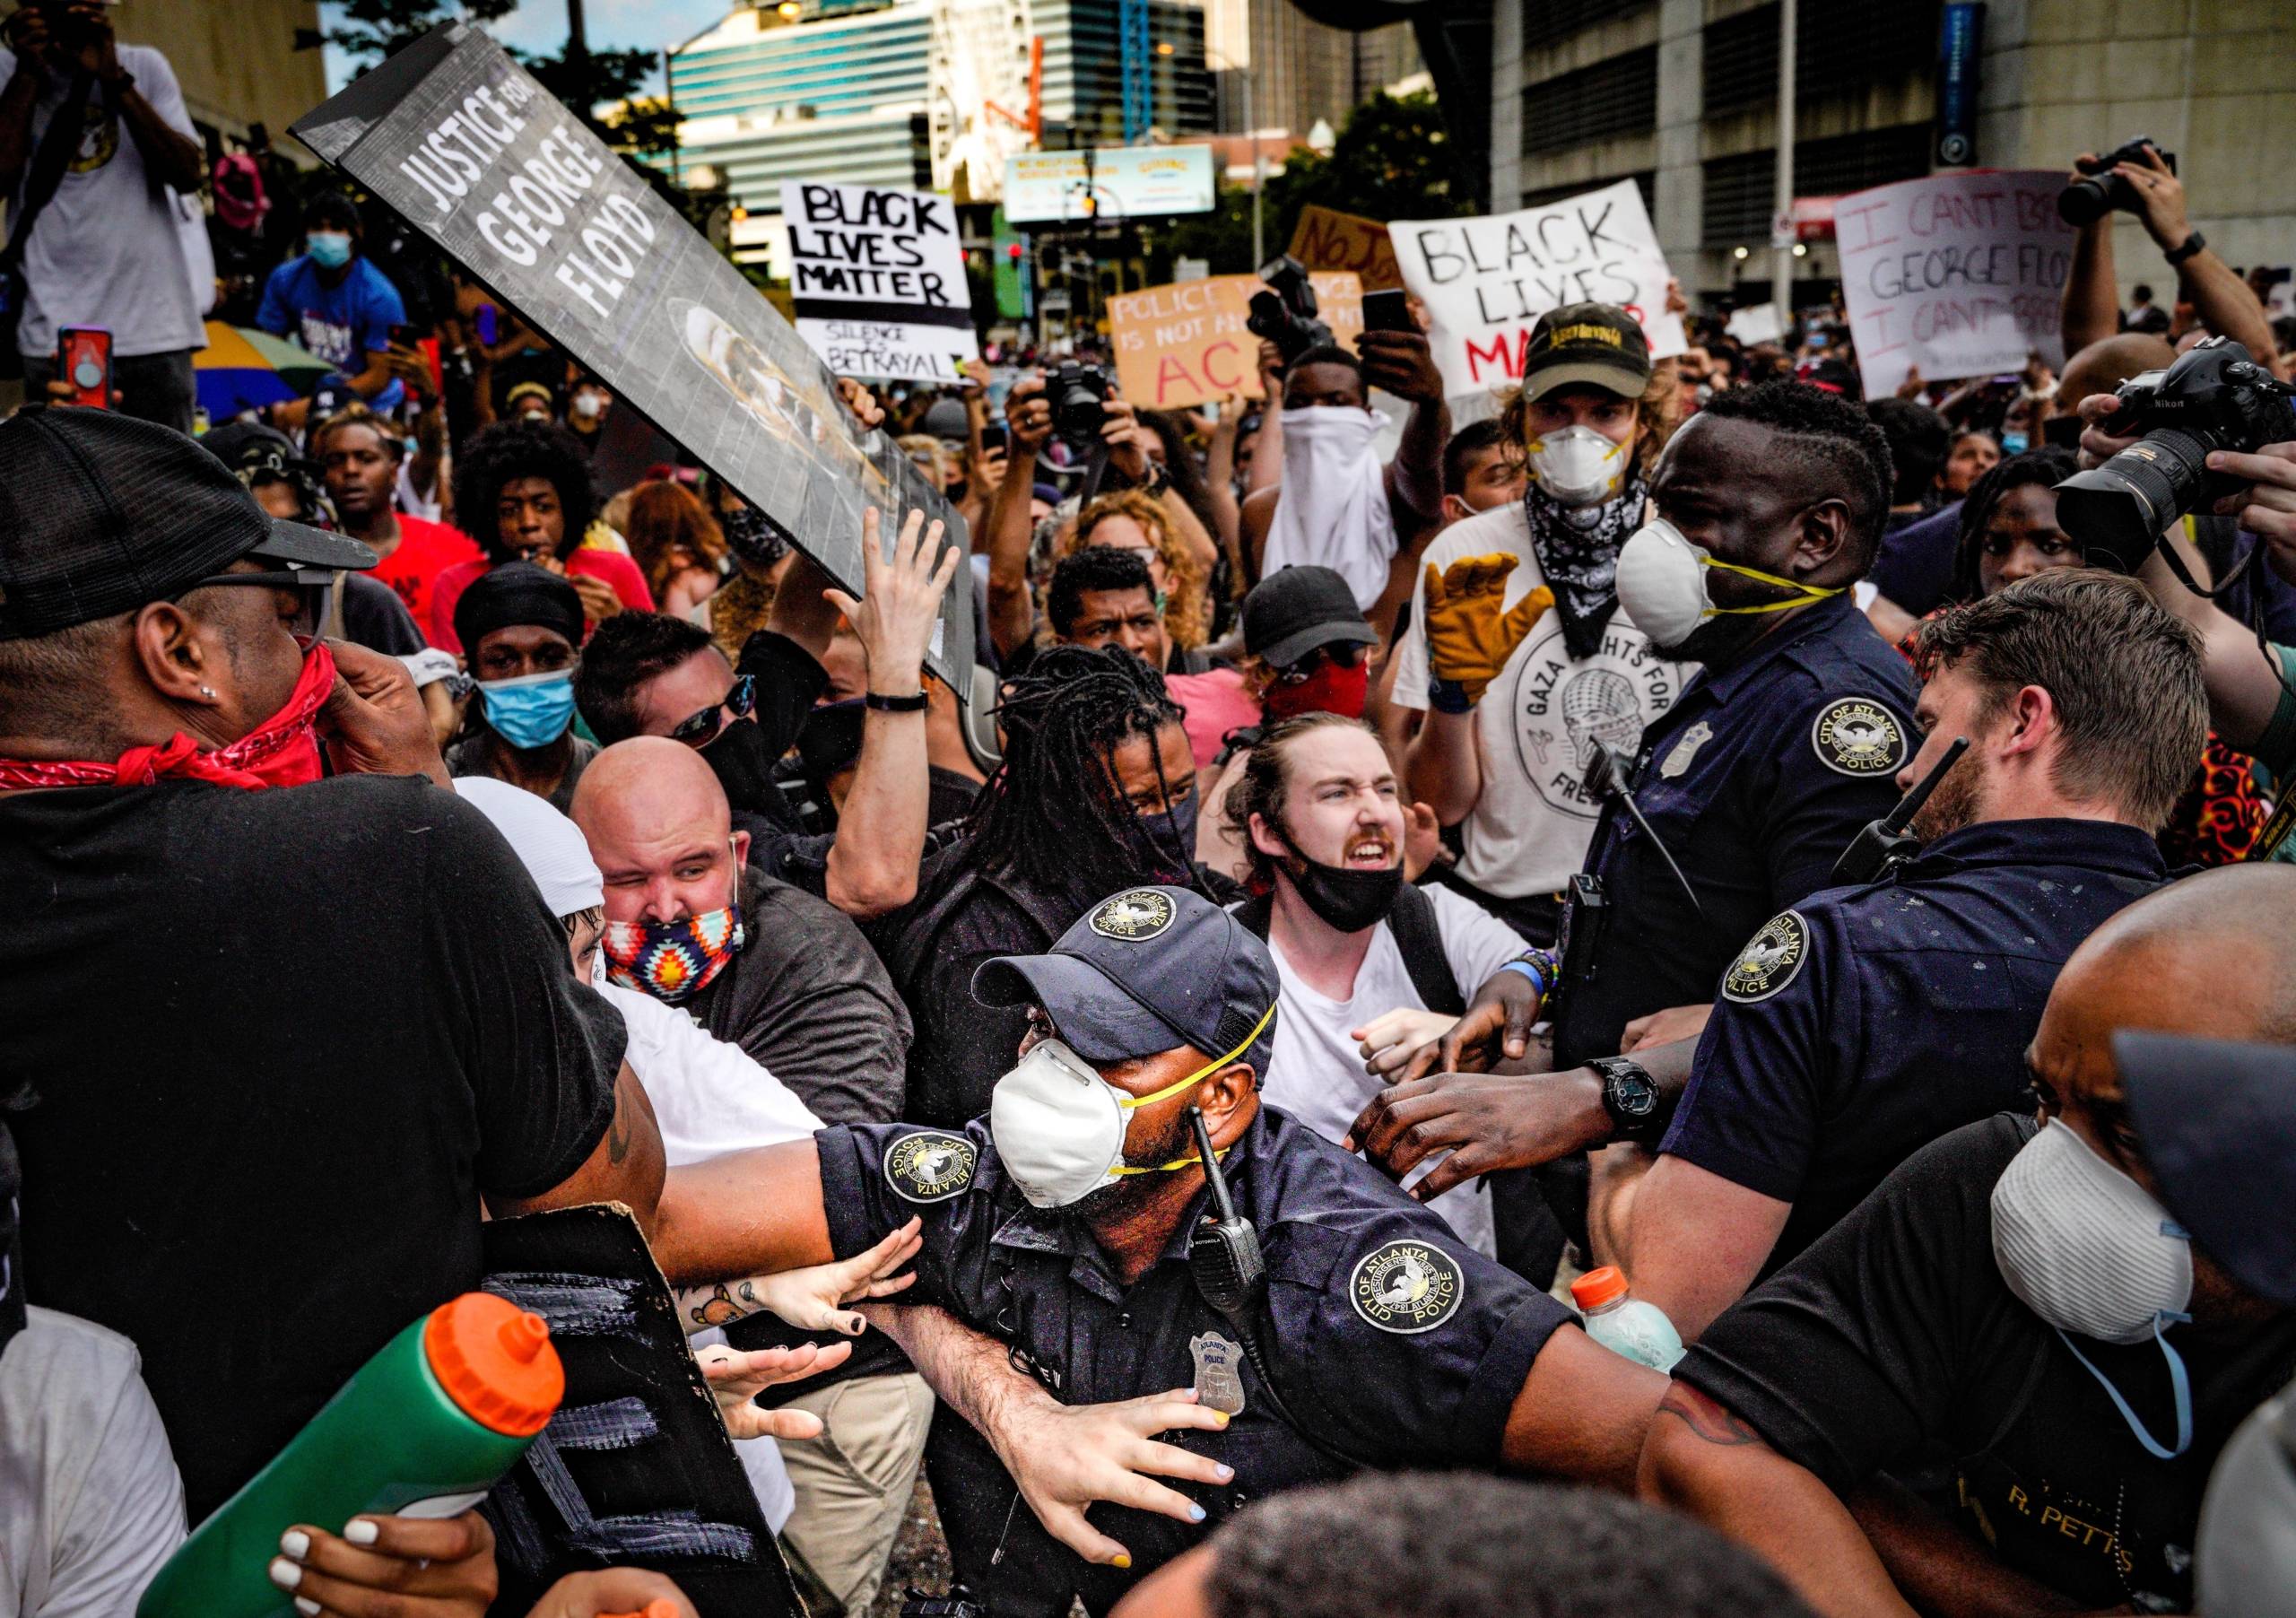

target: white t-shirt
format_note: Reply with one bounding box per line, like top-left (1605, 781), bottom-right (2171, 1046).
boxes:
top-left (1257, 886), bottom-right (1527, 1256)
top-left (0, 1308), bottom-right (187, 1618)
top-left (0, 46), bottom-right (204, 359)
top-left (602, 983), bottom-right (822, 1534)
top-left (1392, 504), bottom-right (1690, 898)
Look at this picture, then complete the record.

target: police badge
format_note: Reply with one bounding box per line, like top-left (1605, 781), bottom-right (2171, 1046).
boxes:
top-left (1089, 889), bottom-right (1175, 941)
top-left (1349, 1240), bottom-right (1465, 1334)
top-left (883, 1131), bottom-right (977, 1203)
top-left (1721, 911), bottom-right (1809, 1003)
top-left (1811, 698), bottom-right (1907, 777)
top-left (1189, 1331), bottom-right (1248, 1414)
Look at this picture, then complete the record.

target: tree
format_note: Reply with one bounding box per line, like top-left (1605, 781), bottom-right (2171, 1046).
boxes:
top-left (303, 0), bottom-right (517, 70)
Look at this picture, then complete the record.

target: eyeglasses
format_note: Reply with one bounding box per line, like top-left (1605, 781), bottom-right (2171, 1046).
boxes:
top-left (1274, 641), bottom-right (1366, 683)
top-left (670, 673), bottom-right (755, 748)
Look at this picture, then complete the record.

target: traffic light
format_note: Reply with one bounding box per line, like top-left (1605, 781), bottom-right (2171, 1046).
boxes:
top-left (1006, 242), bottom-right (1024, 262)
top-left (908, 112), bottom-right (932, 190)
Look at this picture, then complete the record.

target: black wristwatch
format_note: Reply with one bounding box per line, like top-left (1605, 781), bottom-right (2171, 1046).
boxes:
top-left (1589, 1056), bottom-right (1664, 1144)
top-left (2164, 230), bottom-right (2206, 266)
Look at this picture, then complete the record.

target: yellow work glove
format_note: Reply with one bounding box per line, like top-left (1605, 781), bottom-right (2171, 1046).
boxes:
top-left (1422, 555), bottom-right (1553, 709)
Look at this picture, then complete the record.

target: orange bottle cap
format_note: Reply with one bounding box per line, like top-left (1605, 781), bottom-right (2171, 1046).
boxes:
top-left (1570, 1266), bottom-right (1629, 1311)
top-left (422, 1292), bottom-right (563, 1437)
top-left (600, 1603), bottom-right (681, 1618)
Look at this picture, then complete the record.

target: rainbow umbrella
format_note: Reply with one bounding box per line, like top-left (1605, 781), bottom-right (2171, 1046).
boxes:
top-left (193, 322), bottom-right (334, 419)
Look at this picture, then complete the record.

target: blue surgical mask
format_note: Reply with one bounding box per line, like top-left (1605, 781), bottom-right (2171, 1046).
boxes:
top-left (1999, 432), bottom-right (2030, 455)
top-left (307, 231), bottom-right (353, 270)
top-left (480, 669), bottom-right (577, 750)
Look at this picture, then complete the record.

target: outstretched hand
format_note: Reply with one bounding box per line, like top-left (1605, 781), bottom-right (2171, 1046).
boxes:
top-left (824, 509), bottom-right (960, 694)
top-left (683, 1218), bottom-right (923, 1337)
top-left (694, 1341), bottom-right (855, 1441)
top-left (987, 1387), bottom-right (1236, 1568)
top-left (1422, 556), bottom-right (1552, 706)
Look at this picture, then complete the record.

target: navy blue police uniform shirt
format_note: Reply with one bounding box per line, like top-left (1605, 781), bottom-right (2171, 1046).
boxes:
top-left (1552, 593), bottom-right (1918, 1068)
top-left (1680, 1116), bottom-right (2296, 1613)
top-left (815, 1106), bottom-right (1572, 1616)
top-left (1658, 818), bottom-right (2167, 1270)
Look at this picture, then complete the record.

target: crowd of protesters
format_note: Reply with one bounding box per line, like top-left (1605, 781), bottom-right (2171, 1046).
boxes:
top-left (4, 4), bottom-right (2296, 1614)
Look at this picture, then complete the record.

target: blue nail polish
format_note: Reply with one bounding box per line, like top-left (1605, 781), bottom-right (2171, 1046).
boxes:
top-left (1189, 1503), bottom-right (1206, 1522)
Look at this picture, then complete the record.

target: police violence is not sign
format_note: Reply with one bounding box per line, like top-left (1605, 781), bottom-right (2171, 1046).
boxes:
top-left (1108, 274), bottom-right (1362, 410)
top-left (291, 22), bottom-right (971, 688)
top-left (1834, 170), bottom-right (2072, 400)
top-left (1390, 180), bottom-right (1684, 399)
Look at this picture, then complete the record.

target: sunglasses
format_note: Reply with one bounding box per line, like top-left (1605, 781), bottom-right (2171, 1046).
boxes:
top-left (1274, 641), bottom-right (1366, 683)
top-left (670, 672), bottom-right (755, 748)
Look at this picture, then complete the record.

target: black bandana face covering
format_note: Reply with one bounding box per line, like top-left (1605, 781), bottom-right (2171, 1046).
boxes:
top-left (1285, 854), bottom-right (1403, 933)
top-left (1523, 469), bottom-right (1648, 662)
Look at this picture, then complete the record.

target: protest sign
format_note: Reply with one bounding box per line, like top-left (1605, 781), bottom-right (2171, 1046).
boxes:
top-left (781, 179), bottom-right (978, 384)
top-left (291, 23), bottom-right (971, 687)
top-left (1726, 302), bottom-right (1784, 346)
top-left (1833, 170), bottom-right (2072, 400)
top-left (1290, 205), bottom-right (1403, 291)
top-left (1108, 272), bottom-right (1363, 409)
top-left (1389, 180), bottom-right (1684, 398)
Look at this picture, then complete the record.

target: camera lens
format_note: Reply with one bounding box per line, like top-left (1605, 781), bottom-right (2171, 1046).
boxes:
top-left (2056, 175), bottom-right (2118, 227)
top-left (2053, 427), bottom-right (2214, 570)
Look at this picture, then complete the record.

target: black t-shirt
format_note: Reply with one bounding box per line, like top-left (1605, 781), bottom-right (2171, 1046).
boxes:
top-left (0, 776), bottom-right (625, 1524)
top-left (1679, 1116), bottom-right (2296, 1611)
top-left (341, 570), bottom-right (426, 657)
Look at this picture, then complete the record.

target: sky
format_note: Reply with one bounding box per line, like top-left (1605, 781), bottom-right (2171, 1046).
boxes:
top-left (320, 0), bottom-right (736, 99)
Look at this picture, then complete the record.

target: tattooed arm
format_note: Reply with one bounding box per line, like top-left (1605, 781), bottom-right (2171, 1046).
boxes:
top-left (1639, 1381), bottom-right (1918, 1618)
top-left (672, 1220), bottom-right (922, 1337)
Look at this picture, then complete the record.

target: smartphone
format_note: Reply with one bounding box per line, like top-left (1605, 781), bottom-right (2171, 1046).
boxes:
top-left (1361, 288), bottom-right (1412, 334)
top-left (474, 303), bottom-right (499, 347)
top-left (979, 422), bottom-right (1010, 457)
top-left (387, 322), bottom-right (419, 350)
top-left (57, 326), bottom-right (110, 409)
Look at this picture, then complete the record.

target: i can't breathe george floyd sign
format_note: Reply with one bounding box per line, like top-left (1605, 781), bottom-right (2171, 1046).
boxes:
top-left (291, 22), bottom-right (971, 686)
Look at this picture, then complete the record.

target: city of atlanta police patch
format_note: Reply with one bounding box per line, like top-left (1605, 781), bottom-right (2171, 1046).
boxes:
top-left (1722, 911), bottom-right (1808, 1003)
top-left (1350, 1240), bottom-right (1465, 1334)
top-left (883, 1132), bottom-right (977, 1203)
top-left (1090, 889), bottom-right (1175, 941)
top-left (1811, 698), bottom-right (1907, 777)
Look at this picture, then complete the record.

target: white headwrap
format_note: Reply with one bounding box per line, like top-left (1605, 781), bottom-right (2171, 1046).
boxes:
top-left (455, 776), bottom-right (604, 918)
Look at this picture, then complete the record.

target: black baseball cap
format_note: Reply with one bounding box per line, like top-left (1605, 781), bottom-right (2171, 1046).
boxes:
top-left (1522, 302), bottom-right (1651, 402)
top-left (2118, 1031), bottom-right (2296, 1308)
top-left (1243, 565), bottom-right (1378, 670)
top-left (0, 407), bottom-right (375, 641)
top-left (973, 885), bottom-right (1281, 1074)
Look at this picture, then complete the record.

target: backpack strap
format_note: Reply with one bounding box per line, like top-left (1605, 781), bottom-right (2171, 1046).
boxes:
top-left (1388, 882), bottom-right (1465, 1016)
top-left (2, 69), bottom-right (94, 274)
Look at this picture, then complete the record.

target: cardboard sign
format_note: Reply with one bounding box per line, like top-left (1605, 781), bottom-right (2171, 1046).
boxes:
top-left (1834, 169), bottom-right (2072, 400)
top-left (1108, 273), bottom-right (1362, 409)
top-left (481, 1205), bottom-right (798, 1618)
top-left (1290, 204), bottom-right (1403, 291)
top-left (782, 180), bottom-right (978, 384)
top-left (291, 24), bottom-right (972, 688)
top-left (1725, 302), bottom-right (1784, 346)
top-left (1389, 180), bottom-right (1684, 398)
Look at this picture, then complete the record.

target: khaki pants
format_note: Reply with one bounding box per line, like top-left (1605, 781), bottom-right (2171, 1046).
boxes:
top-left (778, 1371), bottom-right (935, 1616)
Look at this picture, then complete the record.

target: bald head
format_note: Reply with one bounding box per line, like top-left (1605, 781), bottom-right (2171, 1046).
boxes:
top-left (570, 735), bottom-right (746, 926)
top-left (2052, 334), bottom-right (2178, 420)
top-left (2060, 865), bottom-right (2296, 1042)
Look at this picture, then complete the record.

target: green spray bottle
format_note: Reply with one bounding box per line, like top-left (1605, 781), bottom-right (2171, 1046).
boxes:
top-left (138, 1292), bottom-right (563, 1618)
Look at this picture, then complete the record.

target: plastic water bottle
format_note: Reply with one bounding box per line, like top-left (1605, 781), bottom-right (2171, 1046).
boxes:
top-left (139, 1292), bottom-right (562, 1618)
top-left (1570, 1266), bottom-right (1685, 1370)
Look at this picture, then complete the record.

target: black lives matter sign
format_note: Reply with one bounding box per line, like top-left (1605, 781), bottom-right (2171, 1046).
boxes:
top-left (292, 24), bottom-right (970, 686)
top-left (782, 182), bottom-right (978, 385)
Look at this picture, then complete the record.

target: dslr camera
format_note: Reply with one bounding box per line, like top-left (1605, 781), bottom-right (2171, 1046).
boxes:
top-left (1246, 254), bottom-right (1334, 367)
top-left (2057, 136), bottom-right (2176, 227)
top-left (1045, 360), bottom-right (1113, 451)
top-left (2053, 337), bottom-right (2296, 570)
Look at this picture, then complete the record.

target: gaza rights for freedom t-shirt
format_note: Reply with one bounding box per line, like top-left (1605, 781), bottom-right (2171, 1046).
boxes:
top-left (1390, 503), bottom-right (1690, 899)
top-left (0, 45), bottom-right (204, 360)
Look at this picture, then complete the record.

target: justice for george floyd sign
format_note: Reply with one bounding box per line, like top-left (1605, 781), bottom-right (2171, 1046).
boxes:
top-left (292, 23), bottom-right (971, 686)
top-left (781, 181), bottom-right (978, 385)
top-left (1834, 170), bottom-right (2071, 400)
top-left (1390, 180), bottom-right (1685, 398)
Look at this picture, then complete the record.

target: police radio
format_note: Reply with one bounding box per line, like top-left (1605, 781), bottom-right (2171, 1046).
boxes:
top-left (1830, 735), bottom-right (1969, 886)
top-left (1585, 741), bottom-right (1703, 918)
top-left (1187, 1105), bottom-right (1265, 1313)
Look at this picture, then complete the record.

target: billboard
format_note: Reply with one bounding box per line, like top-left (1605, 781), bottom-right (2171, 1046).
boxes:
top-left (291, 23), bottom-right (972, 686)
top-left (1002, 144), bottom-right (1215, 223)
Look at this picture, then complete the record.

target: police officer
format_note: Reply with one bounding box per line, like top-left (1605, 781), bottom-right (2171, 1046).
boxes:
top-left (1595, 570), bottom-right (2202, 1341)
top-left (683, 885), bottom-right (1665, 1617)
top-left (1353, 381), bottom-right (1920, 1228)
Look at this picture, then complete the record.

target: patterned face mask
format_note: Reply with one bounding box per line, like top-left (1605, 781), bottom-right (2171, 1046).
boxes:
top-left (601, 904), bottom-right (744, 1004)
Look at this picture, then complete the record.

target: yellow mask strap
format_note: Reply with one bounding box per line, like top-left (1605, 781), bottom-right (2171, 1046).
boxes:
top-left (1100, 1001), bottom-right (1277, 1177)
top-left (1698, 555), bottom-right (1845, 616)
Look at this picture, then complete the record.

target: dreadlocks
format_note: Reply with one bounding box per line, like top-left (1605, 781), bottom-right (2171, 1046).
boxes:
top-left (961, 645), bottom-right (1192, 900)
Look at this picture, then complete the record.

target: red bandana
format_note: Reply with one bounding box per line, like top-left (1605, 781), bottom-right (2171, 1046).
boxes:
top-left (0, 640), bottom-right (335, 792)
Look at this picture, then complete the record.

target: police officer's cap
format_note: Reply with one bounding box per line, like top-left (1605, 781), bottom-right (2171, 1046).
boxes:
top-left (973, 885), bottom-right (1280, 1075)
